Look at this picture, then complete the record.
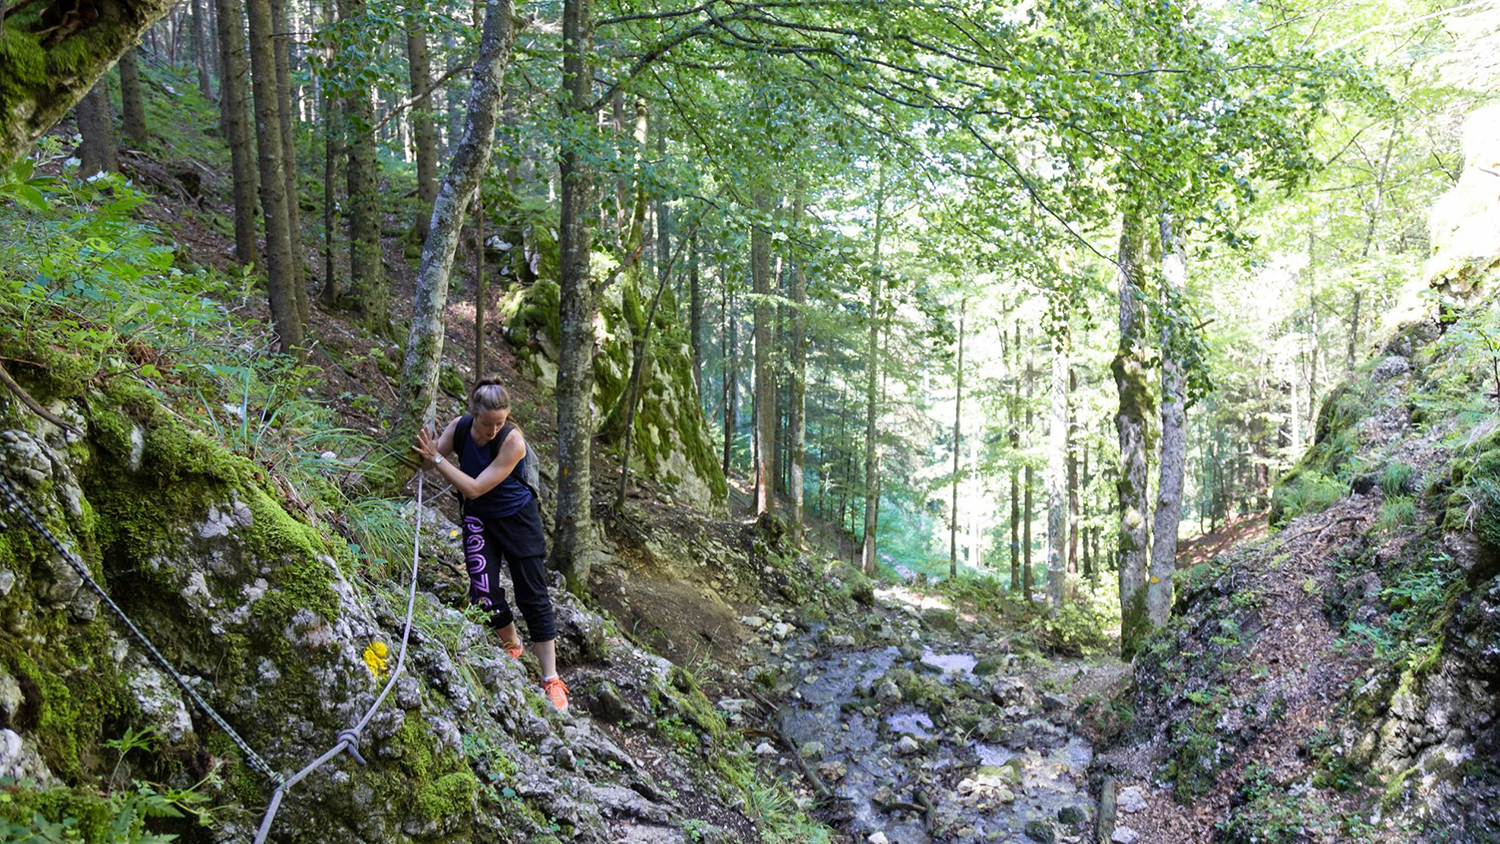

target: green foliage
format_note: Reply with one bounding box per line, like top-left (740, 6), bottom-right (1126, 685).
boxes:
top-left (1380, 462), bottom-right (1416, 497)
top-left (1214, 765), bottom-right (1309, 844)
top-left (1269, 468), bottom-right (1346, 527)
top-left (1377, 495), bottom-right (1417, 534)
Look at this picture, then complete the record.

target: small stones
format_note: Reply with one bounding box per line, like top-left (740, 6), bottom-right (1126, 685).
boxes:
top-left (897, 735), bottom-right (920, 755)
top-left (1117, 785), bottom-right (1148, 813)
top-left (755, 741), bottom-right (777, 756)
top-left (876, 679), bottom-right (901, 703)
top-left (1112, 827), bottom-right (1140, 844)
top-left (798, 741), bottom-right (824, 759)
top-left (1041, 692), bottom-right (1069, 713)
top-left (772, 621), bottom-right (795, 640)
top-left (867, 832), bottom-right (889, 844)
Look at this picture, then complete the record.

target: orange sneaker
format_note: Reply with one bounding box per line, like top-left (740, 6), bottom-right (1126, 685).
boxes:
top-left (541, 676), bottom-right (570, 711)
top-left (500, 640), bottom-right (524, 660)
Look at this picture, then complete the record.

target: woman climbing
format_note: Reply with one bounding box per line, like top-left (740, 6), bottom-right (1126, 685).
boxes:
top-left (412, 377), bottom-right (568, 711)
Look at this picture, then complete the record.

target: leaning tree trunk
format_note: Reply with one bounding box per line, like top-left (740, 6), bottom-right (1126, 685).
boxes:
top-left (392, 0), bottom-right (516, 445)
top-left (319, 0), bottom-right (342, 302)
top-left (752, 189), bottom-right (777, 516)
top-left (1112, 206), bottom-right (1153, 658)
top-left (1148, 211), bottom-right (1188, 627)
top-left (406, 5), bottom-right (439, 238)
top-left (689, 230), bottom-right (703, 386)
top-left (118, 48), bottom-right (149, 147)
top-left (246, 0), bottom-right (304, 354)
top-left (0, 0), bottom-right (180, 168)
top-left (860, 173), bottom-right (886, 575)
top-left (75, 78), bottom-right (119, 177)
top-left (549, 0), bottom-right (596, 594)
top-left (1046, 315), bottom-right (1069, 609)
top-left (216, 0), bottom-right (259, 266)
top-left (788, 191), bottom-right (808, 546)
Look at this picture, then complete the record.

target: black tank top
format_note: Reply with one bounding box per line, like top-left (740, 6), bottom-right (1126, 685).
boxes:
top-left (456, 416), bottom-right (533, 518)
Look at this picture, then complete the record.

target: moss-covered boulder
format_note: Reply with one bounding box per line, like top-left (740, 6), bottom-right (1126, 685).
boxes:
top-left (501, 242), bottom-right (727, 508)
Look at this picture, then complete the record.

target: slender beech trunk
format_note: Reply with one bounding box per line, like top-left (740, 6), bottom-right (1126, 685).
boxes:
top-left (76, 78), bottom-right (118, 177)
top-left (1307, 289), bottom-right (1320, 436)
top-left (392, 0), bottom-right (515, 455)
top-left (1046, 318), bottom-right (1069, 608)
top-left (118, 49), bottom-right (149, 147)
top-left (269, 0), bottom-right (306, 327)
top-left (246, 0), bottom-right (303, 353)
top-left (341, 0), bottom-right (385, 332)
top-left (1112, 206), bottom-right (1152, 658)
top-left (1008, 325), bottom-right (1020, 592)
top-left (861, 173), bottom-right (886, 574)
top-left (752, 190), bottom-right (777, 515)
top-left (1024, 332), bottom-right (1034, 601)
top-left (550, 0), bottom-right (596, 592)
top-left (689, 230), bottom-right (703, 385)
top-left (216, 0), bottom-right (259, 265)
top-left (788, 190), bottom-right (808, 545)
top-left (407, 5), bottom-right (439, 237)
top-left (1148, 212), bottom-right (1188, 626)
top-left (1067, 368), bottom-right (1080, 574)
top-left (950, 296), bottom-right (966, 579)
top-left (723, 275), bottom-right (735, 475)
top-left (1348, 289), bottom-right (1361, 372)
top-left (1082, 440), bottom-right (1093, 581)
top-left (192, 0), bottom-right (215, 99)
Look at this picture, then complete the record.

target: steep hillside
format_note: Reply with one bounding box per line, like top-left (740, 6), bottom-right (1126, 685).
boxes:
top-left (1094, 301), bottom-right (1500, 842)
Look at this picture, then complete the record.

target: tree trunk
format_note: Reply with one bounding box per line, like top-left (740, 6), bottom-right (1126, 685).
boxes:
top-left (192, 0), bottom-right (215, 99)
top-left (1148, 212), bottom-right (1188, 627)
top-left (269, 0), bottom-right (307, 328)
top-left (246, 0), bottom-right (304, 354)
top-left (689, 230), bottom-right (703, 386)
top-left (473, 188), bottom-right (486, 377)
top-left (407, 6), bottom-right (439, 238)
top-left (118, 48), bottom-right (149, 147)
top-left (1067, 367), bottom-right (1079, 574)
top-left (550, 0), bottom-right (596, 593)
top-left (216, 0), bottom-right (259, 266)
top-left (392, 0), bottom-right (516, 454)
top-left (1008, 325), bottom-right (1020, 593)
top-left (949, 295), bottom-right (965, 579)
top-left (319, 0), bottom-right (342, 302)
top-left (75, 77), bottom-right (119, 177)
top-left (788, 190), bottom-right (808, 544)
top-left (1024, 333), bottom-right (1034, 601)
top-left (861, 173), bottom-right (886, 574)
top-left (1348, 288), bottom-right (1361, 372)
top-left (341, 0), bottom-right (385, 333)
top-left (1112, 206), bottom-right (1152, 658)
top-left (723, 275), bottom-right (735, 475)
top-left (1082, 439), bottom-right (1093, 582)
top-left (1046, 318), bottom-right (1069, 608)
top-left (752, 190), bottom-right (777, 515)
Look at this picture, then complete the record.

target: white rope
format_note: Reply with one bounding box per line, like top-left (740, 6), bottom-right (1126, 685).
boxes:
top-left (252, 471), bottom-right (426, 844)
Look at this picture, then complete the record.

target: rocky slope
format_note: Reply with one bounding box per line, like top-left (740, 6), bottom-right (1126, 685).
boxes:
top-left (1094, 302), bottom-right (1500, 842)
top-left (0, 372), bottom-right (798, 843)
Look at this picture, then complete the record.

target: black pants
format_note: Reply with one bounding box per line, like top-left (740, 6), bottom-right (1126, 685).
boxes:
top-left (461, 498), bottom-right (556, 642)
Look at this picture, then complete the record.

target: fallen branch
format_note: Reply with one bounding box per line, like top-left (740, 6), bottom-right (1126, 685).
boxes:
top-left (746, 688), bottom-right (832, 800)
top-left (0, 362), bottom-right (77, 434)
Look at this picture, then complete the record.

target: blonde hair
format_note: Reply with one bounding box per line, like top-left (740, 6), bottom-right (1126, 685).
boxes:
top-left (470, 376), bottom-right (512, 415)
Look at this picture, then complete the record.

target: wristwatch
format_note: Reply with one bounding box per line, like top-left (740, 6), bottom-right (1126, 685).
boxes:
top-left (432, 454), bottom-right (445, 465)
